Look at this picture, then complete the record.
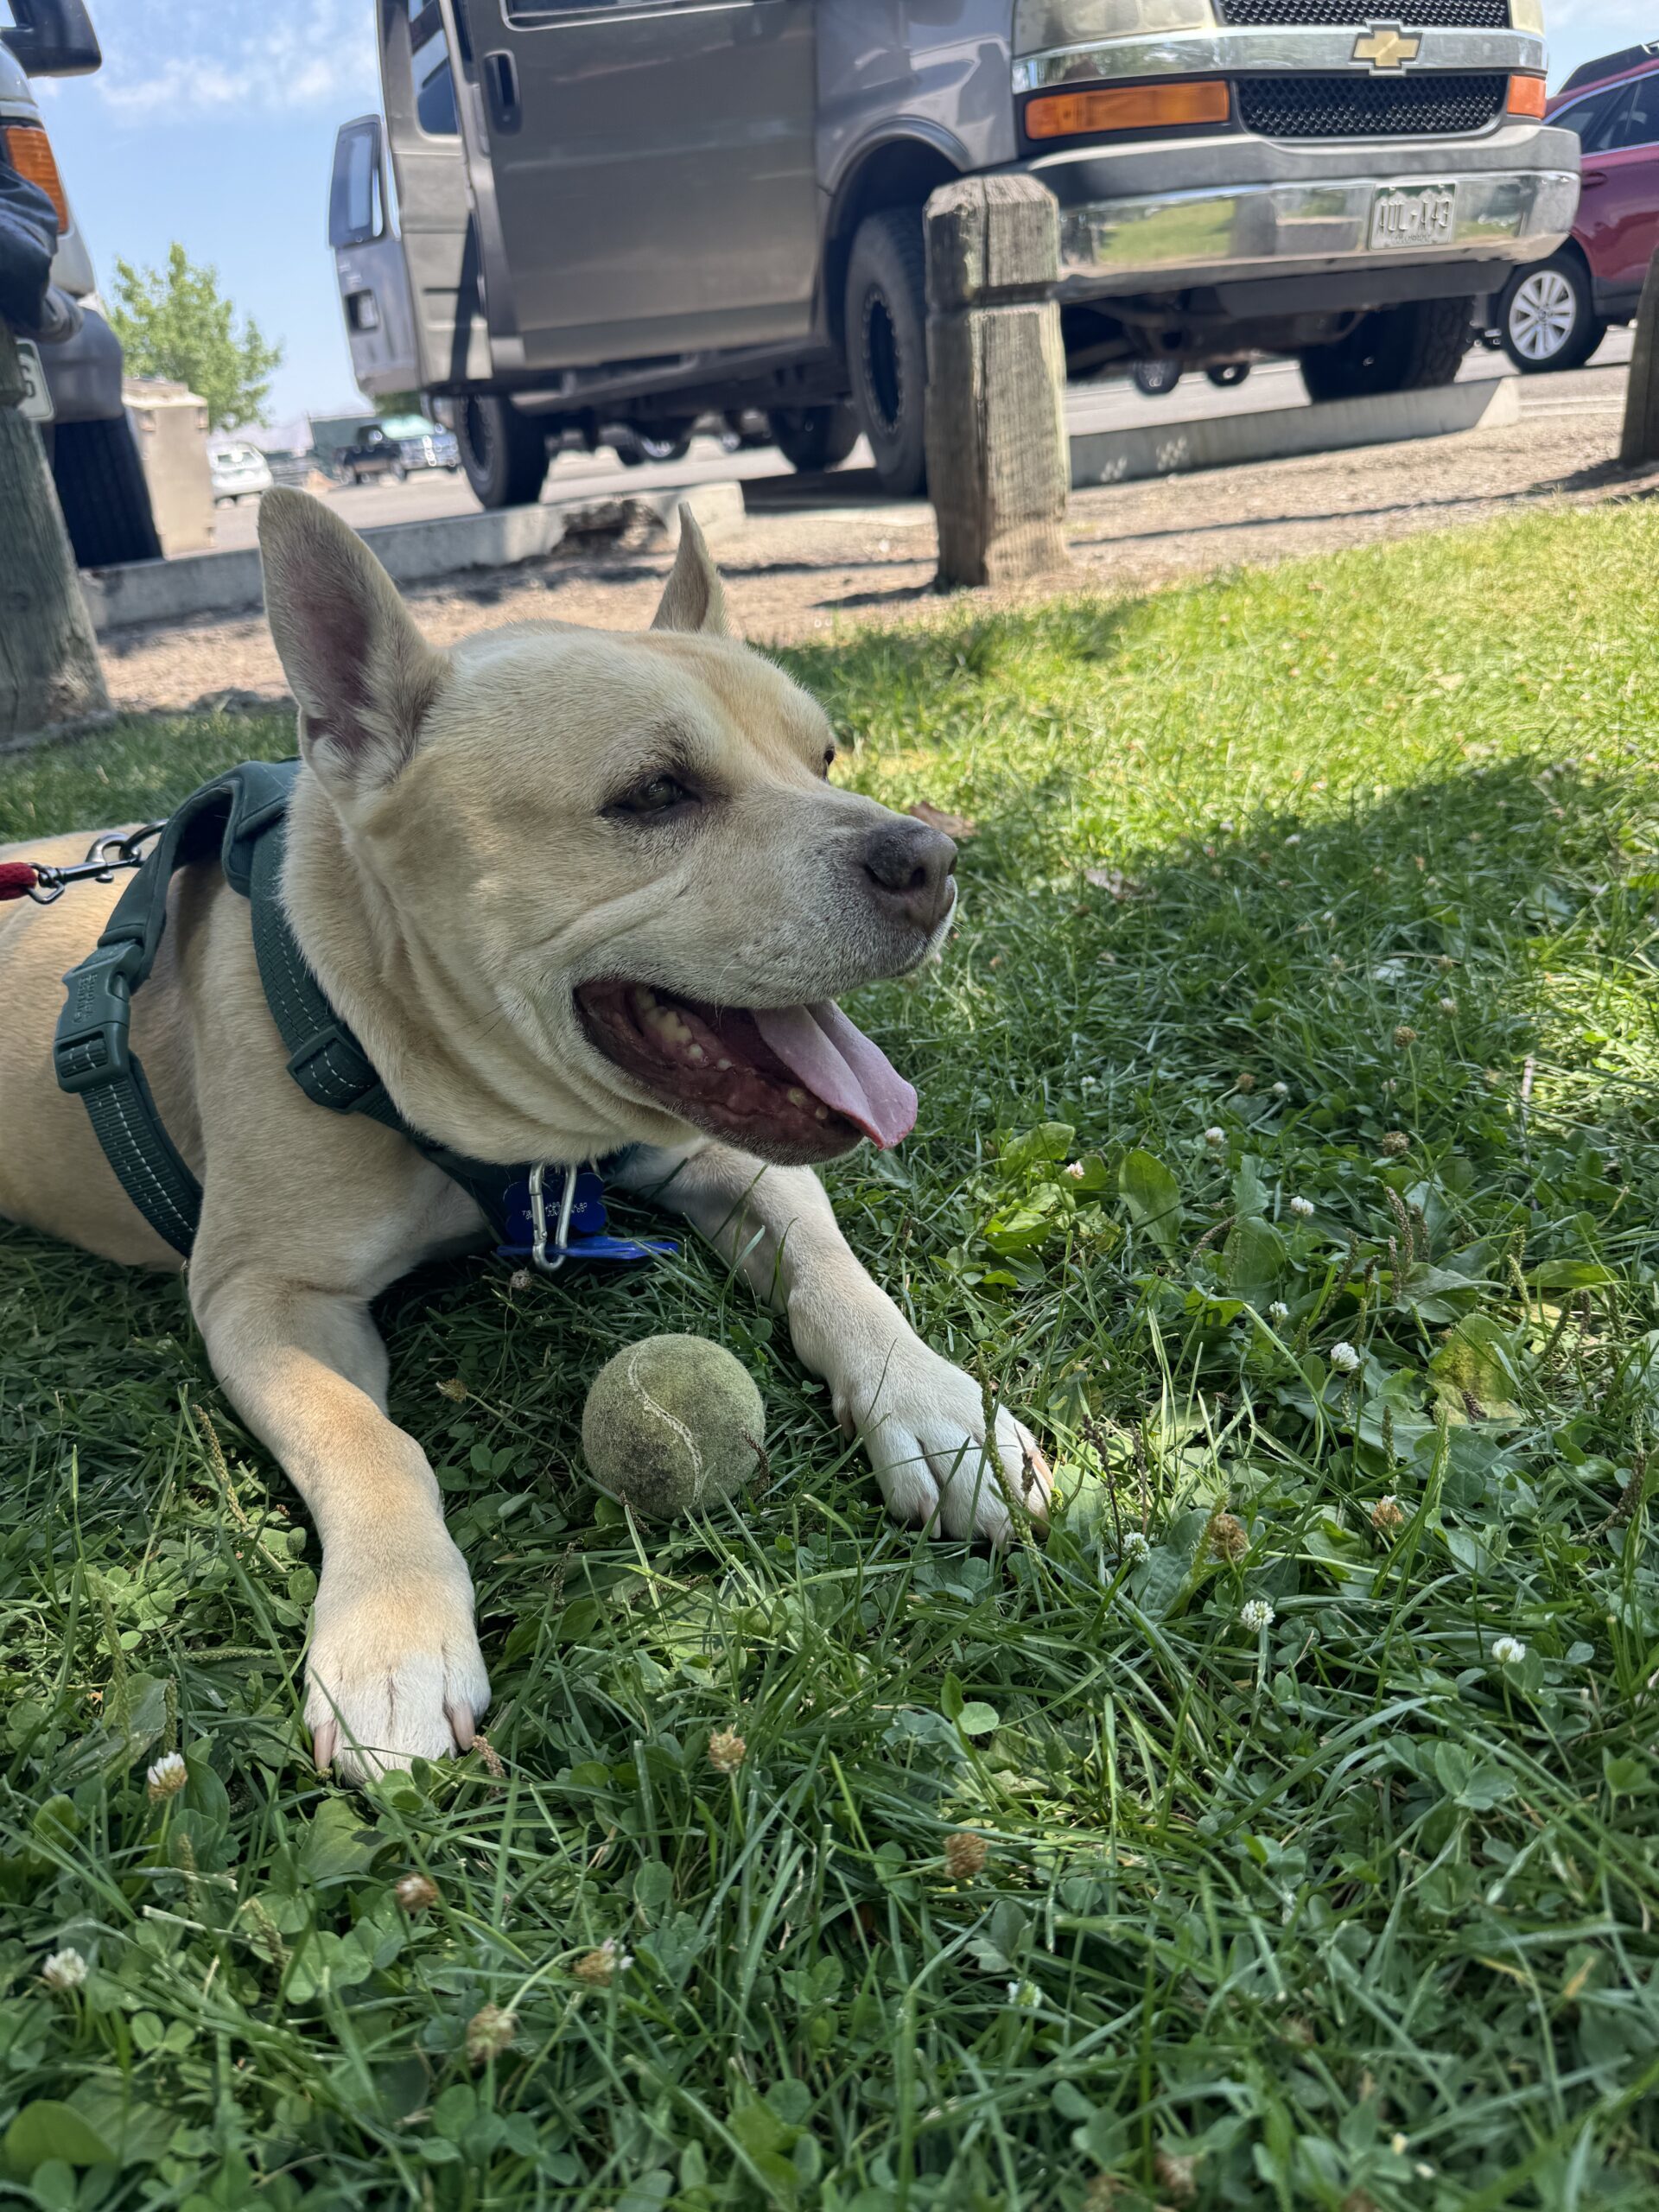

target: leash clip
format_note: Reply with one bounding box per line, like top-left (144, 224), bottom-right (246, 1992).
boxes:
top-left (17, 823), bottom-right (167, 906)
top-left (527, 1159), bottom-right (583, 1276)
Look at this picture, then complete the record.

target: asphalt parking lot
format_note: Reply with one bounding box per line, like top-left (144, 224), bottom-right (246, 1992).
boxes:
top-left (206, 329), bottom-right (1636, 554)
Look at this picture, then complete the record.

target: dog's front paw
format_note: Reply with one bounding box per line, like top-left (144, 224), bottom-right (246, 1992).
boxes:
top-left (839, 1339), bottom-right (1051, 1544)
top-left (305, 1539), bottom-right (490, 1782)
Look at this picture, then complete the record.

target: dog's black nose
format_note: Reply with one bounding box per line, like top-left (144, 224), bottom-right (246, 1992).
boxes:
top-left (861, 818), bottom-right (957, 933)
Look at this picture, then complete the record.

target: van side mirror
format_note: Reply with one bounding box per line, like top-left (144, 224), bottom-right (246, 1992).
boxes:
top-left (329, 116), bottom-right (388, 249)
top-left (1, 0), bottom-right (101, 77)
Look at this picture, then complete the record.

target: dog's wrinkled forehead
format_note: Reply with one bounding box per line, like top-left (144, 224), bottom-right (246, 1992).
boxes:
top-left (434, 623), bottom-right (836, 800)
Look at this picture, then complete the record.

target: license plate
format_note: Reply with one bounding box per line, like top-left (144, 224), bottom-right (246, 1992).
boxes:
top-left (15, 337), bottom-right (54, 423)
top-left (1370, 184), bottom-right (1458, 251)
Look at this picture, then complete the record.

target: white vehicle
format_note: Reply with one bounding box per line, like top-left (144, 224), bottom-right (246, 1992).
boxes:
top-left (207, 440), bottom-right (273, 504)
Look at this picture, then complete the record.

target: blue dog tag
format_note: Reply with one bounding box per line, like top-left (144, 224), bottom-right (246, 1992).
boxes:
top-left (495, 1166), bottom-right (676, 1268)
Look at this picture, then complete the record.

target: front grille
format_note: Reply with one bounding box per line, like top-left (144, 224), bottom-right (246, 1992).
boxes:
top-left (1218, 0), bottom-right (1509, 22)
top-left (1236, 71), bottom-right (1506, 135)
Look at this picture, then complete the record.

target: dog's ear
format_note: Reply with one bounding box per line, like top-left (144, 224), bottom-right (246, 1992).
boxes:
top-left (258, 488), bottom-right (448, 797)
top-left (651, 507), bottom-right (729, 636)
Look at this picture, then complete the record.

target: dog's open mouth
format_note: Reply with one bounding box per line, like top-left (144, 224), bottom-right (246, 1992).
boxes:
top-left (577, 981), bottom-right (918, 1162)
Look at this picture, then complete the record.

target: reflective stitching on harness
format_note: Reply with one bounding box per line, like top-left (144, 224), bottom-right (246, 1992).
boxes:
top-left (92, 1080), bottom-right (195, 1243)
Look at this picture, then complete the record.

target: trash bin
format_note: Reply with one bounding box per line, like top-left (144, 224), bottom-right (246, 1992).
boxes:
top-left (122, 378), bottom-right (214, 556)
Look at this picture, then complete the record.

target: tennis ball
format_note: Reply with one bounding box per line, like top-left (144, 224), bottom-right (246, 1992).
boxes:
top-left (582, 1333), bottom-right (765, 1521)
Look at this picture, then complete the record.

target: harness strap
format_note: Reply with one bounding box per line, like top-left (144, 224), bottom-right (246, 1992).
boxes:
top-left (53, 762), bottom-right (296, 1255)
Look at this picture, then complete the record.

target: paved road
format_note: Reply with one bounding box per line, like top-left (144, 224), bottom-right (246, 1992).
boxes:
top-left (207, 327), bottom-right (1636, 553)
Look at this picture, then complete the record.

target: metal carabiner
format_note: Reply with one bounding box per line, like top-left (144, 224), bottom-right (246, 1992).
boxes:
top-left (527, 1160), bottom-right (585, 1276)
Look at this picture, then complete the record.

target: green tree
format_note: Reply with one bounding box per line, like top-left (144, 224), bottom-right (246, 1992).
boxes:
top-left (106, 243), bottom-right (283, 430)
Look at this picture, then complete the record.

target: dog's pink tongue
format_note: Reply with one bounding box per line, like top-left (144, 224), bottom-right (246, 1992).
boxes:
top-left (753, 1001), bottom-right (917, 1148)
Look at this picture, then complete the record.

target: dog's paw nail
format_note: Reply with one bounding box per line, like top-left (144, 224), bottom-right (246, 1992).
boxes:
top-left (447, 1700), bottom-right (476, 1751)
top-left (312, 1719), bottom-right (338, 1772)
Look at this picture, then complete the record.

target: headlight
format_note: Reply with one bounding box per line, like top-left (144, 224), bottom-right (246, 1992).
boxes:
top-left (1014, 0), bottom-right (1217, 57)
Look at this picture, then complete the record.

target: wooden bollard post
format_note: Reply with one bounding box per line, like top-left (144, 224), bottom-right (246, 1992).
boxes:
top-left (0, 320), bottom-right (110, 747)
top-left (924, 175), bottom-right (1070, 590)
top-left (1620, 246), bottom-right (1659, 468)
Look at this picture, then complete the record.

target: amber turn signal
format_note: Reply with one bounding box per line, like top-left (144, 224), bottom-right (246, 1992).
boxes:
top-left (2, 125), bottom-right (68, 229)
top-left (1026, 80), bottom-right (1230, 139)
top-left (1506, 74), bottom-right (1548, 118)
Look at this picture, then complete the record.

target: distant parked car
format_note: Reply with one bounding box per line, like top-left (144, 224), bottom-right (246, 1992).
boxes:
top-left (207, 439), bottom-right (273, 504)
top-left (1494, 47), bottom-right (1659, 371)
top-left (338, 414), bottom-right (459, 483)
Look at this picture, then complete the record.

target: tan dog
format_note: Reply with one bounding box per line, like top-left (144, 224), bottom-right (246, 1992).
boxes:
top-left (0, 491), bottom-right (1049, 1779)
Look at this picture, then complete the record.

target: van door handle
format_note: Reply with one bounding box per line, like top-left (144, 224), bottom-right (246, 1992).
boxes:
top-left (483, 49), bottom-right (520, 134)
top-left (1580, 170), bottom-right (1606, 188)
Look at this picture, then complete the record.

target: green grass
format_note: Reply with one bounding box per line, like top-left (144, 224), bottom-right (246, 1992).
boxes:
top-left (3, 501), bottom-right (1659, 2211)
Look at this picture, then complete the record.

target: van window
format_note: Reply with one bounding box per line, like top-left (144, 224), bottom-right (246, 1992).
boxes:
top-left (411, 5), bottom-right (459, 137)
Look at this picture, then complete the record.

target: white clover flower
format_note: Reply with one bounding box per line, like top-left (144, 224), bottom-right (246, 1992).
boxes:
top-left (1271, 1081), bottom-right (1289, 1096)
top-left (1288, 1196), bottom-right (1314, 1218)
top-left (1492, 1636), bottom-right (1527, 1667)
top-left (1006, 1978), bottom-right (1040, 2009)
top-left (1120, 1529), bottom-right (1152, 1566)
top-left (1328, 1342), bottom-right (1360, 1373)
top-left (1286, 833), bottom-right (1302, 845)
top-left (146, 1751), bottom-right (188, 1802)
top-left (1065, 1160), bottom-right (1085, 1180)
top-left (41, 1948), bottom-right (88, 1991)
top-left (1204, 1127), bottom-right (1226, 1147)
top-left (1268, 1300), bottom-right (1289, 1322)
top-left (1240, 1599), bottom-right (1276, 1633)
top-left (1438, 997), bottom-right (1458, 1016)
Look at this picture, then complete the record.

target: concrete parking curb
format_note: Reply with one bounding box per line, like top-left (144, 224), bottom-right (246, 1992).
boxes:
top-left (1069, 374), bottom-right (1519, 490)
top-left (79, 478), bottom-right (747, 636)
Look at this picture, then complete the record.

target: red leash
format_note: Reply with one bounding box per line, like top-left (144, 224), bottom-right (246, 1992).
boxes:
top-left (0, 825), bottom-right (166, 906)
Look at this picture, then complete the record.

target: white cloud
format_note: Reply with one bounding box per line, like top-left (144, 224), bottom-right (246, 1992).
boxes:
top-left (93, 0), bottom-right (378, 118)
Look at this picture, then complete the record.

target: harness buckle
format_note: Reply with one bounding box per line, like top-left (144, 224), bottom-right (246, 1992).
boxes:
top-left (527, 1160), bottom-right (584, 1276)
top-left (53, 938), bottom-right (145, 1094)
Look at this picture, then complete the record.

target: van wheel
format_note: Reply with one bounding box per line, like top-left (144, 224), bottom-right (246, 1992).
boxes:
top-left (51, 416), bottom-right (162, 569)
top-left (1299, 296), bottom-right (1473, 404)
top-left (1497, 254), bottom-right (1605, 372)
top-left (844, 207), bottom-right (929, 496)
top-left (458, 396), bottom-right (550, 508)
top-left (771, 404), bottom-right (859, 473)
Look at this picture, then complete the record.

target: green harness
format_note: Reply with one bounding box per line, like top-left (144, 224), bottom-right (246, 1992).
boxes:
top-left (51, 759), bottom-right (668, 1271)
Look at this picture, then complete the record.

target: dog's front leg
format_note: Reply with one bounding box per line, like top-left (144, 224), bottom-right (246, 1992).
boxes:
top-left (618, 1144), bottom-right (1050, 1543)
top-left (191, 1271), bottom-right (489, 1779)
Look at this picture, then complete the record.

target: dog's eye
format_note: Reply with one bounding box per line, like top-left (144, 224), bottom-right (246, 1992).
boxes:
top-left (614, 773), bottom-right (693, 817)
top-left (822, 747), bottom-right (836, 778)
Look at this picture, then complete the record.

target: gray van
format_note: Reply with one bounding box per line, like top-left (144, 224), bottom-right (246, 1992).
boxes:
top-left (330, 1), bottom-right (1577, 507)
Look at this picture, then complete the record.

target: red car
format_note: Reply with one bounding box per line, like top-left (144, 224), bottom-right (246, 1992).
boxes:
top-left (1496, 45), bottom-right (1659, 371)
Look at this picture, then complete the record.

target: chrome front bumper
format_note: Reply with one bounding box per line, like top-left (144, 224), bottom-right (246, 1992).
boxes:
top-left (1056, 162), bottom-right (1578, 292)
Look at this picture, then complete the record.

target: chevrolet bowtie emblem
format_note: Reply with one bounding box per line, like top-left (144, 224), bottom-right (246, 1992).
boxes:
top-left (1353, 22), bottom-right (1422, 68)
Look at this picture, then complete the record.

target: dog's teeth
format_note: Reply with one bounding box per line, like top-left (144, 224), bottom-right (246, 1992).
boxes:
top-left (632, 987), bottom-right (657, 1014)
top-left (687, 1045), bottom-right (705, 1064)
top-left (716, 1058), bottom-right (733, 1071)
top-left (815, 1106), bottom-right (829, 1122)
top-left (787, 1087), bottom-right (808, 1108)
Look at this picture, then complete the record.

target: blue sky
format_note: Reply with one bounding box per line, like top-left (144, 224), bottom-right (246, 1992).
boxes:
top-left (30, 0), bottom-right (1659, 425)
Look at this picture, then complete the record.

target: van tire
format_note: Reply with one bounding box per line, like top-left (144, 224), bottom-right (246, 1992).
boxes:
top-left (458, 395), bottom-right (550, 509)
top-left (51, 416), bottom-right (162, 569)
top-left (1299, 296), bottom-right (1473, 404)
top-left (771, 404), bottom-right (859, 473)
top-left (844, 207), bottom-right (929, 496)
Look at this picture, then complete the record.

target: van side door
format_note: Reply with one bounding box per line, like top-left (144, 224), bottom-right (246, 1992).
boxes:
top-left (465, 0), bottom-right (819, 371)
